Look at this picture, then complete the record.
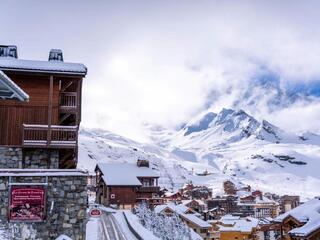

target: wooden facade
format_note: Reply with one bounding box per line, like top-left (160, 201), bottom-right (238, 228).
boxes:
top-left (0, 48), bottom-right (86, 168)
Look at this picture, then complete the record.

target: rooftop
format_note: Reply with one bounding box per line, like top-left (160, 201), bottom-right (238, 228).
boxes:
top-left (0, 58), bottom-right (87, 76)
top-left (0, 46), bottom-right (87, 76)
top-left (154, 203), bottom-right (210, 228)
top-left (180, 213), bottom-right (211, 228)
top-left (96, 162), bottom-right (159, 186)
top-left (275, 197), bottom-right (320, 237)
top-left (217, 215), bottom-right (259, 233)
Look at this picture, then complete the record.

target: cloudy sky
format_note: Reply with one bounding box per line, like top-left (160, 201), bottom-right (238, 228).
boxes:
top-left (2, 1), bottom-right (320, 141)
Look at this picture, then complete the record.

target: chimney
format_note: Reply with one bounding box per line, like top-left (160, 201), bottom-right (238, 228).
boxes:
top-left (0, 45), bottom-right (18, 58)
top-left (48, 49), bottom-right (63, 62)
top-left (137, 159), bottom-right (149, 168)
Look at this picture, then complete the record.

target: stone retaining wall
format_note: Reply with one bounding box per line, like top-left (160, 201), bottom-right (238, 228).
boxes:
top-left (0, 147), bottom-right (22, 168)
top-left (0, 147), bottom-right (59, 169)
top-left (0, 175), bottom-right (87, 240)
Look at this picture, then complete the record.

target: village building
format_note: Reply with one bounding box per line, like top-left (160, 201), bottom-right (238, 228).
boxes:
top-left (0, 45), bottom-right (87, 239)
top-left (181, 199), bottom-right (207, 214)
top-left (87, 173), bottom-right (97, 190)
top-left (154, 203), bottom-right (198, 216)
top-left (279, 195), bottom-right (300, 214)
top-left (205, 206), bottom-right (227, 220)
top-left (162, 190), bottom-right (184, 203)
top-left (274, 197), bottom-right (320, 240)
top-left (223, 180), bottom-right (237, 195)
top-left (209, 214), bottom-right (259, 240)
top-left (154, 203), bottom-right (213, 240)
top-left (207, 195), bottom-right (238, 214)
top-left (237, 192), bottom-right (279, 219)
top-left (256, 218), bottom-right (281, 240)
top-left (181, 182), bottom-right (213, 199)
top-left (95, 160), bottom-right (162, 209)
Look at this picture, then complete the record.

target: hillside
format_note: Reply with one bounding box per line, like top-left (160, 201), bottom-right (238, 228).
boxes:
top-left (78, 109), bottom-right (320, 200)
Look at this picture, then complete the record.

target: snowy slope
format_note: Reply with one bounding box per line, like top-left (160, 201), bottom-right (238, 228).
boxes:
top-left (78, 109), bottom-right (320, 200)
top-left (154, 109), bottom-right (320, 199)
top-left (78, 129), bottom-right (228, 192)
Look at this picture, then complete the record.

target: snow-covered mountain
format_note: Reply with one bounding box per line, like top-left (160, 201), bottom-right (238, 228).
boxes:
top-left (78, 108), bottom-right (320, 200)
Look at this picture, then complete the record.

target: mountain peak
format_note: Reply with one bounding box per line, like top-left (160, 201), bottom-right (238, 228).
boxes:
top-left (184, 112), bottom-right (217, 136)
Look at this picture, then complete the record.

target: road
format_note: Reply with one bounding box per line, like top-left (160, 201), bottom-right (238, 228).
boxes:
top-left (100, 212), bottom-right (128, 240)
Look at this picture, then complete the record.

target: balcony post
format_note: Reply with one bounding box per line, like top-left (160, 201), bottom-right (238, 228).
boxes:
top-left (47, 75), bottom-right (53, 146)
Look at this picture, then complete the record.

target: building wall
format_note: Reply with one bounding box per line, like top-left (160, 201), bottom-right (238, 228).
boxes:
top-left (0, 147), bottom-right (59, 169)
top-left (0, 74), bottom-right (60, 146)
top-left (109, 186), bottom-right (137, 206)
top-left (220, 231), bottom-right (252, 240)
top-left (0, 175), bottom-right (87, 240)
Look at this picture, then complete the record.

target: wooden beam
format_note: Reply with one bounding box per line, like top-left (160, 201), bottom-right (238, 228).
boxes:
top-left (76, 78), bottom-right (82, 124)
top-left (61, 80), bottom-right (73, 92)
top-left (47, 76), bottom-right (53, 146)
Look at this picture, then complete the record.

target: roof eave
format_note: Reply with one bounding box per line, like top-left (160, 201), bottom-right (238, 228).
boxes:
top-left (0, 67), bottom-right (87, 77)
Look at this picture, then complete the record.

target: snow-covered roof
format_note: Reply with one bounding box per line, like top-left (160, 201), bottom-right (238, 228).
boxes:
top-left (180, 213), bottom-right (211, 228)
top-left (154, 203), bottom-right (210, 228)
top-left (0, 169), bottom-right (87, 177)
top-left (181, 199), bottom-right (206, 206)
top-left (0, 70), bottom-right (29, 101)
top-left (97, 163), bottom-right (159, 186)
top-left (217, 215), bottom-right (259, 233)
top-left (154, 203), bottom-right (193, 215)
top-left (163, 191), bottom-right (180, 197)
top-left (0, 57), bottom-right (87, 76)
top-left (275, 197), bottom-right (320, 237)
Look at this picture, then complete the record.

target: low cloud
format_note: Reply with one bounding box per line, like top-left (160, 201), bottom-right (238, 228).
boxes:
top-left (2, 1), bottom-right (320, 140)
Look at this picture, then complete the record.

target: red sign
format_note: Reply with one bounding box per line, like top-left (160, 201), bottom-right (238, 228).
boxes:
top-left (9, 186), bottom-right (45, 222)
top-left (90, 208), bottom-right (101, 217)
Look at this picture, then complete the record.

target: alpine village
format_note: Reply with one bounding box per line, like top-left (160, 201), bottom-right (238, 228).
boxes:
top-left (0, 45), bottom-right (319, 240)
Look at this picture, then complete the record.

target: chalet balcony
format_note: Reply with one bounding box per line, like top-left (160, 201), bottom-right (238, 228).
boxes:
top-left (137, 186), bottom-right (160, 193)
top-left (22, 124), bottom-right (78, 148)
top-left (60, 92), bottom-right (78, 113)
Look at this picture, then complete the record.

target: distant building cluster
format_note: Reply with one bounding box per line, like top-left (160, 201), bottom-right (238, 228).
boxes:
top-left (94, 165), bottom-right (320, 240)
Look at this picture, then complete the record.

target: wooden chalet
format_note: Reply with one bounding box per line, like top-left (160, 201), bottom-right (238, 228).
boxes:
top-left (274, 197), bottom-right (320, 240)
top-left (207, 195), bottom-right (238, 214)
top-left (154, 203), bottom-right (213, 240)
top-left (181, 199), bottom-right (207, 214)
top-left (0, 45), bottom-right (87, 168)
top-left (162, 190), bottom-right (184, 203)
top-left (210, 215), bottom-right (259, 240)
top-left (95, 160), bottom-right (162, 209)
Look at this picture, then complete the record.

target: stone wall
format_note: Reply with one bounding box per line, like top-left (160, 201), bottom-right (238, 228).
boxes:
top-left (0, 147), bottom-right (59, 169)
top-left (24, 149), bottom-right (59, 169)
top-left (0, 175), bottom-right (87, 240)
top-left (0, 147), bottom-right (22, 168)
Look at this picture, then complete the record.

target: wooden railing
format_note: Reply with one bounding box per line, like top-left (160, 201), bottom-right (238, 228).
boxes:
top-left (137, 186), bottom-right (160, 193)
top-left (60, 92), bottom-right (77, 108)
top-left (22, 124), bottom-right (78, 148)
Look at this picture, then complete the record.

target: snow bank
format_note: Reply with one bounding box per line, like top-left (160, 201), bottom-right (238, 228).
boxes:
top-left (123, 211), bottom-right (160, 240)
top-left (114, 211), bottom-right (138, 240)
